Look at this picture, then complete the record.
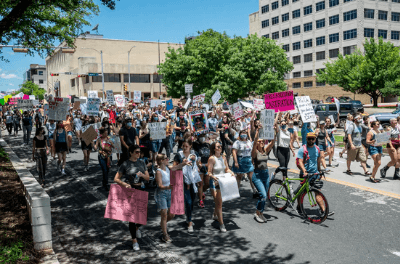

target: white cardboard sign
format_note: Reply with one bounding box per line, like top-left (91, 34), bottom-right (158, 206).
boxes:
top-left (192, 93), bottom-right (205, 104)
top-left (88, 90), bottom-right (98, 98)
top-left (295, 96), bottom-right (317, 123)
top-left (211, 89), bottom-right (221, 105)
top-left (374, 131), bottom-right (390, 146)
top-left (106, 90), bottom-right (114, 104)
top-left (185, 84), bottom-right (193, 93)
top-left (114, 95), bottom-right (125, 108)
top-left (87, 98), bottom-right (101, 116)
top-left (134, 91), bottom-right (141, 103)
top-left (217, 173), bottom-right (240, 202)
top-left (259, 109), bottom-right (275, 140)
top-left (148, 122), bottom-right (167, 140)
top-left (253, 99), bottom-right (265, 111)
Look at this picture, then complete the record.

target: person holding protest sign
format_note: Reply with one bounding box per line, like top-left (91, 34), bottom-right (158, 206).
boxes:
top-left (361, 116), bottom-right (372, 168)
top-left (55, 122), bottom-right (68, 175)
top-left (149, 112), bottom-right (162, 164)
top-left (95, 127), bottom-right (114, 191)
top-left (114, 145), bottom-right (150, 251)
top-left (346, 116), bottom-right (370, 176)
top-left (380, 118), bottom-right (400, 179)
top-left (366, 121), bottom-right (383, 183)
top-left (339, 114), bottom-right (354, 159)
top-left (251, 124), bottom-right (275, 223)
top-left (207, 111), bottom-right (219, 132)
top-left (159, 118), bottom-right (172, 161)
top-left (118, 118), bottom-right (139, 166)
top-left (175, 111), bottom-right (189, 150)
top-left (22, 111), bottom-right (33, 146)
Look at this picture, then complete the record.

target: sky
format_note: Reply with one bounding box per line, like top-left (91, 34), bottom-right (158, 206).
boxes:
top-left (0, 0), bottom-right (258, 92)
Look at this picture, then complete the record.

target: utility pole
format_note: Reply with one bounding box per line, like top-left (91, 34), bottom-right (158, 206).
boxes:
top-left (128, 46), bottom-right (136, 101)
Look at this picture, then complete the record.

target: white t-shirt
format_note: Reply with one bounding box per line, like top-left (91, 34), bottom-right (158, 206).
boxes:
top-left (157, 167), bottom-right (170, 186)
top-left (232, 140), bottom-right (253, 157)
top-left (278, 129), bottom-right (291, 148)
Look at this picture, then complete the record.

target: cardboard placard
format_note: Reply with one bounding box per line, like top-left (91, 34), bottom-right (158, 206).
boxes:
top-left (259, 109), bottom-right (275, 140)
top-left (148, 122), bottom-right (167, 140)
top-left (217, 173), bottom-right (240, 202)
top-left (114, 95), bottom-right (125, 108)
top-left (81, 125), bottom-right (98, 145)
top-left (241, 101), bottom-right (254, 109)
top-left (211, 89), bottom-right (221, 105)
top-left (150, 99), bottom-right (162, 108)
top-left (192, 93), bottom-right (205, 104)
top-left (184, 99), bottom-right (191, 109)
top-left (48, 97), bottom-right (69, 121)
top-left (88, 90), bottom-right (98, 98)
top-left (106, 90), bottom-right (114, 104)
top-left (374, 131), bottom-right (390, 146)
top-left (134, 91), bottom-right (141, 103)
top-left (264, 91), bottom-right (295, 112)
top-left (17, 99), bottom-right (33, 110)
top-left (73, 101), bottom-right (81, 110)
top-left (166, 99), bottom-right (173, 110)
top-left (253, 99), bottom-right (265, 111)
top-left (170, 171), bottom-right (185, 215)
top-left (87, 98), bottom-right (101, 116)
top-left (232, 102), bottom-right (243, 120)
top-left (295, 96), bottom-right (317, 123)
top-left (185, 84), bottom-right (193, 93)
top-left (189, 109), bottom-right (209, 134)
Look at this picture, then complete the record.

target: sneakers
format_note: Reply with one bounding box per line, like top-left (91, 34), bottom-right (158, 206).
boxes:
top-left (61, 169), bottom-right (66, 175)
top-left (133, 242), bottom-right (140, 251)
top-left (321, 210), bottom-right (335, 217)
top-left (198, 200), bottom-right (205, 208)
top-left (219, 224), bottom-right (227, 233)
top-left (162, 235), bottom-right (172, 243)
top-left (260, 214), bottom-right (268, 223)
top-left (212, 214), bottom-right (218, 221)
top-left (380, 168), bottom-right (387, 178)
top-left (243, 175), bottom-right (249, 182)
top-left (84, 166), bottom-right (88, 171)
top-left (136, 229), bottom-right (142, 239)
top-left (254, 213), bottom-right (264, 223)
top-left (188, 225), bottom-right (194, 233)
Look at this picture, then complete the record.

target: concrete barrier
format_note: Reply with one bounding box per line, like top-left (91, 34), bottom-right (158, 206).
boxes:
top-left (0, 139), bottom-right (52, 250)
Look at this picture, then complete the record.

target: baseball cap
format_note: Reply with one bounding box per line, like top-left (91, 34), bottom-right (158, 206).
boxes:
top-left (306, 132), bottom-right (317, 138)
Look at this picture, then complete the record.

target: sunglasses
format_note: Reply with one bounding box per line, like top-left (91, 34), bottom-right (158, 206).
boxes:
top-left (307, 138), bottom-right (316, 141)
top-left (134, 150), bottom-right (141, 154)
top-left (215, 146), bottom-right (222, 149)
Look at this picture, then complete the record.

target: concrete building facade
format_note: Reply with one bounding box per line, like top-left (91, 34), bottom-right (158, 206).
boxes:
top-left (45, 34), bottom-right (184, 99)
top-left (23, 64), bottom-right (47, 90)
top-left (250, 0), bottom-right (400, 103)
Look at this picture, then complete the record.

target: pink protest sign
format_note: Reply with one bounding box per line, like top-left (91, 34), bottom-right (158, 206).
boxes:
top-left (9, 97), bottom-right (21, 105)
top-left (22, 94), bottom-right (29, 100)
top-left (170, 170), bottom-right (185, 215)
top-left (104, 184), bottom-right (148, 225)
top-left (264, 91), bottom-right (295, 112)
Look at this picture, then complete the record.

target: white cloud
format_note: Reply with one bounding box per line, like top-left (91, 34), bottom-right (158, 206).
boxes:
top-left (0, 73), bottom-right (20, 79)
top-left (8, 83), bottom-right (14, 86)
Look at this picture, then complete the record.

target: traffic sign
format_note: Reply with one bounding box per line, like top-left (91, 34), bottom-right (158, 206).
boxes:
top-left (88, 73), bottom-right (99, 76)
top-left (185, 84), bottom-right (193, 93)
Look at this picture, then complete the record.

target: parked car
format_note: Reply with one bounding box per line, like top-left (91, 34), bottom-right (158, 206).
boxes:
top-left (338, 100), bottom-right (364, 127)
top-left (314, 103), bottom-right (339, 122)
top-left (369, 109), bottom-right (400, 127)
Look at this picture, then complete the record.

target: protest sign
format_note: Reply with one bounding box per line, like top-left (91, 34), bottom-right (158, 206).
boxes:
top-left (374, 131), bottom-right (391, 146)
top-left (150, 99), bottom-right (162, 108)
top-left (110, 135), bottom-right (122, 154)
top-left (9, 97), bottom-right (21, 105)
top-left (264, 91), bottom-right (295, 112)
top-left (29, 95), bottom-right (35, 100)
top-left (170, 171), bottom-right (185, 215)
top-left (185, 84), bottom-right (193, 93)
top-left (48, 97), bottom-right (69, 121)
top-left (104, 184), bottom-right (148, 225)
top-left (189, 110), bottom-right (209, 134)
top-left (217, 173), bottom-right (240, 202)
top-left (334, 98), bottom-right (340, 113)
top-left (81, 125), bottom-right (98, 145)
top-left (134, 91), bottom-right (141, 103)
top-left (259, 109), bottom-right (275, 140)
top-left (253, 99), bottom-right (265, 111)
top-left (82, 122), bottom-right (101, 140)
top-left (193, 93), bottom-right (205, 104)
top-left (166, 99), bottom-right (173, 110)
top-left (184, 98), bottom-right (191, 109)
top-left (203, 104), bottom-right (210, 111)
top-left (17, 99), bottom-right (33, 110)
top-left (32, 100), bottom-right (39, 106)
top-left (148, 122), bottom-right (167, 140)
top-left (241, 101), bottom-right (254, 109)
top-left (87, 98), bottom-right (101, 116)
top-left (16, 92), bottom-right (24, 98)
top-left (232, 102), bottom-right (243, 120)
top-left (88, 90), bottom-right (98, 98)
top-left (295, 96), bottom-right (317, 123)
top-left (211, 89), bottom-right (221, 105)
top-left (106, 90), bottom-right (114, 104)
top-left (73, 101), bottom-right (81, 110)
top-left (114, 95), bottom-right (125, 108)
top-left (22, 94), bottom-right (29, 100)
top-left (328, 115), bottom-right (335, 124)
top-left (369, 116), bottom-right (376, 122)
top-left (43, 104), bottom-right (49, 116)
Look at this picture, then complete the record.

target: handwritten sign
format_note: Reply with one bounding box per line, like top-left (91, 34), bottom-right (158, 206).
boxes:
top-left (43, 104), bottom-right (49, 116)
top-left (134, 91), bottom-right (141, 103)
top-left (189, 109), bottom-right (209, 134)
top-left (264, 91), bottom-right (295, 112)
top-left (82, 122), bottom-right (101, 140)
top-left (48, 97), bottom-right (69, 121)
top-left (81, 125), bottom-right (98, 145)
top-left (211, 89), bottom-right (221, 105)
top-left (184, 98), bottom-right (191, 109)
top-left (150, 99), bottom-right (162, 108)
top-left (369, 116), bottom-right (376, 122)
top-left (148, 122), bottom-right (167, 140)
top-left (73, 101), bottom-right (80, 110)
top-left (106, 90), bottom-right (114, 104)
top-left (29, 95), bottom-right (35, 100)
top-left (104, 184), bottom-right (148, 225)
top-left (88, 90), bottom-right (98, 98)
top-left (253, 99), bottom-right (265, 111)
top-left (193, 93), bottom-right (205, 104)
top-left (295, 96), bottom-right (317, 123)
top-left (241, 101), bottom-right (254, 109)
top-left (17, 99), bottom-right (33, 110)
top-left (170, 171), bottom-right (185, 215)
top-left (185, 84), bottom-right (193, 93)
top-left (259, 109), bottom-right (275, 140)
top-left (8, 97), bottom-right (21, 105)
top-left (110, 135), bottom-right (122, 154)
top-left (87, 98), bottom-right (101, 116)
top-left (374, 131), bottom-right (390, 146)
top-left (232, 102), bottom-right (243, 120)
top-left (114, 95), bottom-right (125, 108)
top-left (217, 173), bottom-right (240, 202)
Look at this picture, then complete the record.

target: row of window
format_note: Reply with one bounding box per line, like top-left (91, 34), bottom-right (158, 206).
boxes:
top-left (261, 8), bottom-right (400, 28)
top-left (293, 69), bottom-right (325, 79)
top-left (292, 81), bottom-right (326, 89)
top-left (290, 46), bottom-right (357, 65)
top-left (72, 73), bottom-right (163, 84)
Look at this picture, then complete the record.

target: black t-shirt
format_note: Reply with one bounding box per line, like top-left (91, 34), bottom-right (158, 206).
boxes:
top-left (118, 159), bottom-right (147, 187)
top-left (33, 136), bottom-right (47, 148)
top-left (119, 126), bottom-right (137, 151)
top-left (193, 141), bottom-right (210, 164)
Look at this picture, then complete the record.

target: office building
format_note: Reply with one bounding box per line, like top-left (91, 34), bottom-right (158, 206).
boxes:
top-left (23, 64), bottom-right (47, 89)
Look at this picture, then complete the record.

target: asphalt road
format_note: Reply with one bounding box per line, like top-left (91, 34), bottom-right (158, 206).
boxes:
top-left (2, 129), bottom-right (400, 264)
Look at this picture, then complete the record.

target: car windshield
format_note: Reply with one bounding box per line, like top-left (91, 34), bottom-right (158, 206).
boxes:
top-left (352, 101), bottom-right (362, 106)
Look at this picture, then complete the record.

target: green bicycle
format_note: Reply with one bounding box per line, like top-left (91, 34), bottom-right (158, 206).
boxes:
top-left (267, 169), bottom-right (329, 224)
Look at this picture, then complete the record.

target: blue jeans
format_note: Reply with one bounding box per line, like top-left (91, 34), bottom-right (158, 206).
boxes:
top-left (252, 169), bottom-right (270, 213)
top-left (98, 155), bottom-right (112, 186)
top-left (184, 183), bottom-right (196, 222)
top-left (23, 125), bottom-right (32, 144)
top-left (151, 140), bottom-right (161, 153)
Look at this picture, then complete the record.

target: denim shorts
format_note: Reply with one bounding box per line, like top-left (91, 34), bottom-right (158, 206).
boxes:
top-left (369, 145), bottom-right (383, 155)
top-left (209, 178), bottom-right (220, 190)
top-left (318, 144), bottom-right (327, 152)
top-left (232, 156), bottom-right (254, 174)
top-left (154, 188), bottom-right (171, 212)
top-left (151, 140), bottom-right (161, 153)
top-left (67, 131), bottom-right (74, 137)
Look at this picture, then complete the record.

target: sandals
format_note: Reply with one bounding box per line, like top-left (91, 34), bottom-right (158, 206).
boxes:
top-left (345, 170), bottom-right (353, 175)
top-left (365, 171), bottom-right (372, 176)
top-left (369, 177), bottom-right (380, 183)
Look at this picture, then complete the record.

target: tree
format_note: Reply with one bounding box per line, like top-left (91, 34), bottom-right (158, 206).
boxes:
top-left (316, 38), bottom-right (400, 107)
top-left (158, 29), bottom-right (293, 103)
top-left (12, 81), bottom-right (46, 100)
top-left (0, 0), bottom-right (118, 61)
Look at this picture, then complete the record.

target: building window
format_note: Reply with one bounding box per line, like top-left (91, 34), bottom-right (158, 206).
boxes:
top-left (38, 71), bottom-right (43, 76)
top-left (282, 44), bottom-right (290, 52)
top-left (123, 74), bottom-right (150, 83)
top-left (304, 53), bottom-right (313, 62)
top-left (39, 79), bottom-right (44, 84)
top-left (365, 9), bottom-right (375, 19)
top-left (293, 55), bottom-right (301, 64)
top-left (316, 36), bottom-right (325, 46)
top-left (304, 22), bottom-right (313, 32)
top-left (394, 0), bottom-right (400, 3)
top-left (378, 29), bottom-right (388, 39)
top-left (304, 81), bottom-right (313, 88)
top-left (282, 0), bottom-right (289, 6)
top-left (293, 41), bottom-right (301, 50)
top-left (261, 5), bottom-right (269, 13)
top-left (282, 13), bottom-right (289, 22)
top-left (316, 1), bottom-right (325, 12)
top-left (344, 10), bottom-right (357, 22)
top-left (272, 16), bottom-right (279, 25)
top-left (392, 12), bottom-right (400, 21)
top-left (153, 74), bottom-right (163, 83)
top-left (329, 33), bottom-right (339, 43)
top-left (293, 82), bottom-right (301, 89)
top-left (282, 29), bottom-right (290, 37)
top-left (344, 29), bottom-right (357, 40)
top-left (316, 18), bottom-right (325, 29)
top-left (272, 31), bottom-right (279, 39)
top-left (378, 10), bottom-right (388, 20)
top-left (304, 39), bottom-right (313, 48)
top-left (317, 82), bottom-right (326, 87)
top-left (85, 75), bottom-right (89, 84)
top-left (262, 34), bottom-right (270, 39)
top-left (293, 0), bottom-right (299, 2)
top-left (304, 5), bottom-right (313, 16)
top-left (262, 20), bottom-right (269, 28)
top-left (329, 0), bottom-right (339, 7)
top-left (304, 70), bottom-right (313, 77)
top-left (364, 28), bottom-right (375, 38)
top-left (293, 9), bottom-right (301, 19)
top-left (93, 74), bottom-right (121, 82)
top-left (344, 0), bottom-right (354, 2)
top-left (293, 72), bottom-right (301, 78)
top-left (272, 1), bottom-right (279, 10)
top-left (71, 79), bottom-right (75, 87)
top-left (329, 14), bottom-right (339, 25)
top-left (292, 25), bottom-right (301, 34)
top-left (329, 48), bottom-right (339, 58)
top-left (316, 68), bottom-right (325, 74)
top-left (316, 51), bottom-right (326, 60)
top-left (392, 30), bottom-right (400, 40)
top-left (343, 45), bottom-right (357, 56)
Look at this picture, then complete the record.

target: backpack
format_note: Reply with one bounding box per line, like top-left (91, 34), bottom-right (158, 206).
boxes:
top-left (296, 145), bottom-right (320, 170)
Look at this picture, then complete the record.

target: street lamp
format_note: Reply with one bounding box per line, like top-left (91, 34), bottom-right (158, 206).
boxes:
top-left (128, 46), bottom-right (136, 101)
top-left (82, 47), bottom-right (105, 100)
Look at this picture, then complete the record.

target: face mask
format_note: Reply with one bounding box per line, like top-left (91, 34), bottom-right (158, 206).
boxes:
top-left (281, 125), bottom-right (287, 130)
top-left (154, 117), bottom-right (158, 121)
top-left (180, 116), bottom-right (184, 119)
top-left (240, 134), bottom-right (247, 139)
top-left (77, 115), bottom-right (81, 118)
top-left (127, 122), bottom-right (132, 127)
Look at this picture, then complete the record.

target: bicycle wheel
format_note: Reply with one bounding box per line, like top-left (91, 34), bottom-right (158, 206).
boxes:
top-left (299, 189), bottom-right (329, 224)
top-left (267, 179), bottom-right (289, 211)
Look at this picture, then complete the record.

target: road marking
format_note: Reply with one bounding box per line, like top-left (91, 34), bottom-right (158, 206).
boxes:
top-left (391, 251), bottom-right (400, 257)
top-left (267, 163), bottom-right (400, 200)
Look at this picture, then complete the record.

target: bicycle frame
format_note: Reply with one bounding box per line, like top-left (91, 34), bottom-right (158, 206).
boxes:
top-left (273, 177), bottom-right (318, 207)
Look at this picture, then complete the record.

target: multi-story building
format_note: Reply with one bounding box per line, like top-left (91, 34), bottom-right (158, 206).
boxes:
top-left (46, 33), bottom-right (184, 100)
top-left (23, 64), bottom-right (47, 89)
top-left (250, 0), bottom-right (400, 103)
